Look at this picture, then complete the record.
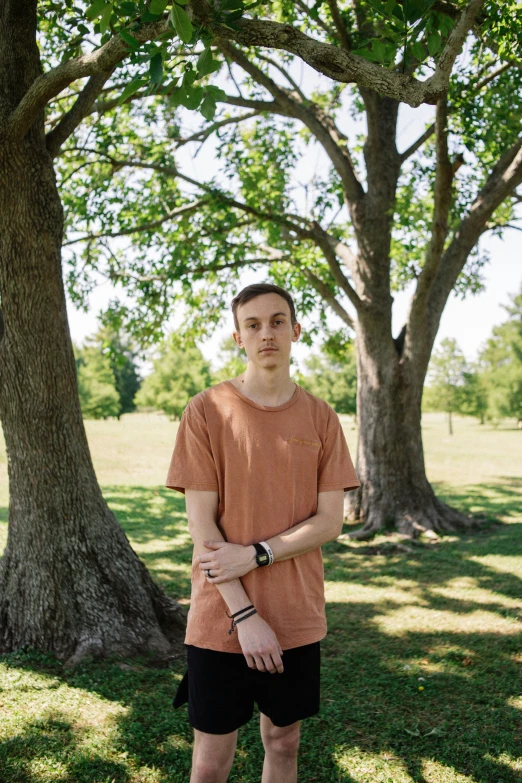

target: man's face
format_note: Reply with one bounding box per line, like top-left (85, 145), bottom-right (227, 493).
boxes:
top-left (233, 293), bottom-right (301, 369)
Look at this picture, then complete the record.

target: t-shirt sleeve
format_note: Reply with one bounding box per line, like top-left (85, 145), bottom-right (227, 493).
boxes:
top-left (317, 408), bottom-right (360, 493)
top-left (165, 397), bottom-right (219, 494)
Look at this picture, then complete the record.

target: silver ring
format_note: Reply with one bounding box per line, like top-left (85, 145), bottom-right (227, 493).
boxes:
top-left (205, 569), bottom-right (211, 578)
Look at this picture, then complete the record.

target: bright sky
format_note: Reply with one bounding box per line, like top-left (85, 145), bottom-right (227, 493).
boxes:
top-left (66, 55), bottom-right (521, 372)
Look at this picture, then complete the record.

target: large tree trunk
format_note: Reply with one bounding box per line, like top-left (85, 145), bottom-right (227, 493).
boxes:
top-left (345, 315), bottom-right (475, 540)
top-left (344, 91), bottom-right (477, 540)
top-left (0, 0), bottom-right (185, 663)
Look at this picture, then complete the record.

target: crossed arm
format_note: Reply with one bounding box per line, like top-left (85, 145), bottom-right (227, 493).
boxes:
top-left (184, 488), bottom-right (345, 673)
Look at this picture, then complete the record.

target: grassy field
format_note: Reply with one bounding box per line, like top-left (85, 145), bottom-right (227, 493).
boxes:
top-left (0, 412), bottom-right (521, 783)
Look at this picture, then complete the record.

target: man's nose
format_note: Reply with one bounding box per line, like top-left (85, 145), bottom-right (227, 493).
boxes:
top-left (260, 325), bottom-right (275, 339)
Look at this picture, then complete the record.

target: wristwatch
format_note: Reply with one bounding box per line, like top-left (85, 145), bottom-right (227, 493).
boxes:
top-left (253, 542), bottom-right (270, 567)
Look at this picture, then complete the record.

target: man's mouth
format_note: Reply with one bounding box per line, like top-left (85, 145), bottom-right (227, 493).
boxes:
top-left (260, 347), bottom-right (277, 352)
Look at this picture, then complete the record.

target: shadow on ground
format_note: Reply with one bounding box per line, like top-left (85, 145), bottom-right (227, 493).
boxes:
top-left (0, 483), bottom-right (521, 782)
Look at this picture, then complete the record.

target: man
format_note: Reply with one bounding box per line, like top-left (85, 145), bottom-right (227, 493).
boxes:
top-left (166, 283), bottom-right (360, 783)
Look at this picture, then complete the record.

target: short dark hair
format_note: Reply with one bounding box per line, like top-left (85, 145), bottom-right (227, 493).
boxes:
top-left (231, 283), bottom-right (297, 330)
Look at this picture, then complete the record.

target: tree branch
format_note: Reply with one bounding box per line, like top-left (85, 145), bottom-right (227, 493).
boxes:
top-left (325, 0), bottom-right (353, 51)
top-left (301, 268), bottom-right (356, 329)
top-left (217, 39), bottom-right (365, 203)
top-left (294, 0), bottom-right (339, 40)
top-left (428, 136), bottom-right (522, 326)
top-left (412, 98), bottom-right (454, 307)
top-left (399, 122), bottom-right (435, 162)
top-left (9, 0), bottom-right (486, 142)
top-left (46, 72), bottom-right (114, 158)
top-left (63, 198), bottom-right (210, 245)
top-left (202, 0), bottom-right (485, 106)
top-left (7, 20), bottom-right (170, 140)
top-left (310, 220), bottom-right (362, 312)
top-left (251, 52), bottom-right (308, 101)
top-left (423, 0), bottom-right (486, 98)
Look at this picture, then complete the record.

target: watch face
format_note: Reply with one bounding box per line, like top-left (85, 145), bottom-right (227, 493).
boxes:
top-left (259, 554), bottom-right (269, 565)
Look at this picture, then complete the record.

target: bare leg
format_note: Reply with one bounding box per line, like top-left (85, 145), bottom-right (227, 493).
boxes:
top-left (190, 727), bottom-right (238, 783)
top-left (260, 713), bottom-right (301, 783)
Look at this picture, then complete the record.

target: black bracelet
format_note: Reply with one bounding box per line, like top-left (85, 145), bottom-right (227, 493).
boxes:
top-left (225, 604), bottom-right (254, 620)
top-left (228, 608), bottom-right (257, 635)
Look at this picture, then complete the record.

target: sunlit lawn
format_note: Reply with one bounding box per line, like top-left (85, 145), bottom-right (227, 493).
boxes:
top-left (0, 411), bottom-right (521, 782)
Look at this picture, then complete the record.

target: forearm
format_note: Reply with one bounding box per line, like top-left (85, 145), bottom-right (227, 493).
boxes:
top-left (194, 489), bottom-right (344, 585)
top-left (189, 517), bottom-right (253, 614)
top-left (266, 512), bottom-right (341, 563)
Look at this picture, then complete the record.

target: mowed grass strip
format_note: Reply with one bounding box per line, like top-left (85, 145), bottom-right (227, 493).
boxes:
top-left (0, 412), bottom-right (521, 782)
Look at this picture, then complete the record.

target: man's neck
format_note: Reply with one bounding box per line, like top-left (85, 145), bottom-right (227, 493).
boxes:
top-left (231, 367), bottom-right (296, 407)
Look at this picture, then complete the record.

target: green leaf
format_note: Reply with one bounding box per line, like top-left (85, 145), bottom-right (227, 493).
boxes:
top-left (77, 23), bottom-right (90, 34)
top-left (119, 29), bottom-right (141, 50)
top-left (179, 85), bottom-right (204, 109)
top-left (118, 76), bottom-right (148, 104)
top-left (150, 52), bottom-right (163, 84)
top-left (220, 19), bottom-right (242, 31)
top-left (171, 3), bottom-right (193, 43)
top-left (149, 0), bottom-right (168, 12)
top-left (120, 1), bottom-right (137, 12)
top-left (99, 3), bottom-right (113, 34)
top-left (403, 0), bottom-right (424, 22)
top-left (197, 47), bottom-right (214, 76)
top-left (224, 8), bottom-right (244, 21)
top-left (372, 39), bottom-right (387, 62)
top-left (411, 41), bottom-right (426, 61)
top-left (85, 0), bottom-right (108, 20)
top-left (427, 32), bottom-right (441, 55)
top-left (206, 85), bottom-right (227, 101)
top-left (200, 94), bottom-right (217, 121)
top-left (351, 47), bottom-right (379, 62)
top-left (175, 0), bottom-right (189, 4)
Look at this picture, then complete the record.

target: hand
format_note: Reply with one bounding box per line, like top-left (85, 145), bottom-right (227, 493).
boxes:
top-left (198, 541), bottom-right (257, 583)
top-left (236, 613), bottom-right (284, 674)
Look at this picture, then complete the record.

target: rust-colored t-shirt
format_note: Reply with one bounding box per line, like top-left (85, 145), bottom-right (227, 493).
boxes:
top-left (165, 380), bottom-right (360, 652)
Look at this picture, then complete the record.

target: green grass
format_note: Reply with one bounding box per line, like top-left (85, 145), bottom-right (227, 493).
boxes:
top-left (0, 412), bottom-right (521, 782)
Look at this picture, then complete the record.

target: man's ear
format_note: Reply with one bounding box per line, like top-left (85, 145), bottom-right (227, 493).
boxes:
top-left (292, 322), bottom-right (301, 343)
top-left (232, 329), bottom-right (243, 348)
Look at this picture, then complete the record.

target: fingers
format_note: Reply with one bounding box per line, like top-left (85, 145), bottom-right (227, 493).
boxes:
top-left (245, 653), bottom-right (256, 669)
top-left (253, 654), bottom-right (266, 672)
top-left (270, 651), bottom-right (284, 674)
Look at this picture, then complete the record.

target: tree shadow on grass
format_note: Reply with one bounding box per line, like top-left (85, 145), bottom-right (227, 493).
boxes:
top-left (0, 713), bottom-right (131, 783)
top-left (432, 477), bottom-right (522, 523)
top-left (1, 482), bottom-right (522, 782)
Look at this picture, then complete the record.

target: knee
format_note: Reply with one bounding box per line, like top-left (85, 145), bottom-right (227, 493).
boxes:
top-left (191, 758), bottom-right (230, 783)
top-left (263, 724), bottom-right (301, 757)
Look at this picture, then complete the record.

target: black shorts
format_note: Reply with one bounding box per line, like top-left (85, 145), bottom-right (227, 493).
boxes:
top-left (173, 641), bottom-right (321, 734)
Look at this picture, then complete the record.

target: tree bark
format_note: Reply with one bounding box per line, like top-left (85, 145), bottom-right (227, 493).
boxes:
top-left (0, 0), bottom-right (185, 663)
top-left (343, 91), bottom-right (478, 540)
top-left (345, 315), bottom-right (475, 539)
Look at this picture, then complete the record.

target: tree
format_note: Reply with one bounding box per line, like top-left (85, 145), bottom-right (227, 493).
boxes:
top-left (75, 342), bottom-right (122, 419)
top-left (423, 337), bottom-right (470, 434)
top-left (90, 324), bottom-right (142, 415)
top-left (458, 368), bottom-right (489, 424)
top-left (136, 338), bottom-right (212, 418)
top-left (60, 3), bottom-right (522, 540)
top-left (296, 338), bottom-right (357, 415)
top-left (211, 336), bottom-right (247, 384)
top-left (477, 286), bottom-right (522, 424)
top-left (0, 2), bottom-right (519, 661)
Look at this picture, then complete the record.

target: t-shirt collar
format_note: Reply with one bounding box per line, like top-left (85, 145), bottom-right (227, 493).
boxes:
top-left (224, 380), bottom-right (301, 412)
